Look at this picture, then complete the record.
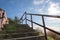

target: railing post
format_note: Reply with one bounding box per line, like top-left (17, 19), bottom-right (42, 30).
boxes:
top-left (20, 19), bottom-right (23, 24)
top-left (31, 15), bottom-right (33, 29)
top-left (42, 16), bottom-right (47, 40)
top-left (22, 19), bottom-right (23, 24)
top-left (25, 12), bottom-right (27, 24)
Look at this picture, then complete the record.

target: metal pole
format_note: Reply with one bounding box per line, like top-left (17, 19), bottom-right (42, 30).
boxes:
top-left (25, 13), bottom-right (27, 24)
top-left (42, 16), bottom-right (47, 40)
top-left (31, 15), bottom-right (33, 29)
top-left (22, 19), bottom-right (23, 24)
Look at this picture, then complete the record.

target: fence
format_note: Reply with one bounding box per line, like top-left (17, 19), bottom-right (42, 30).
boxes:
top-left (20, 12), bottom-right (60, 40)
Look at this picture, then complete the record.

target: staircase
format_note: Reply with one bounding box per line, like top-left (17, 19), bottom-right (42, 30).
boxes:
top-left (0, 24), bottom-right (45, 40)
top-left (0, 12), bottom-right (59, 40)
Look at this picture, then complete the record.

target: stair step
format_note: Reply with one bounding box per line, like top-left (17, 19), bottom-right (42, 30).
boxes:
top-left (0, 32), bottom-right (39, 39)
top-left (4, 24), bottom-right (34, 33)
top-left (3, 36), bottom-right (45, 40)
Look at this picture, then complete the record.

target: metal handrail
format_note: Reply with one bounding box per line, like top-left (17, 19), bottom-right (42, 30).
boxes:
top-left (26, 13), bottom-right (60, 18)
top-left (20, 12), bottom-right (60, 40)
top-left (26, 18), bottom-right (60, 35)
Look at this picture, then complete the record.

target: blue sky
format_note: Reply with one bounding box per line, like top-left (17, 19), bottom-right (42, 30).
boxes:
top-left (0, 0), bottom-right (60, 32)
top-left (0, 0), bottom-right (33, 18)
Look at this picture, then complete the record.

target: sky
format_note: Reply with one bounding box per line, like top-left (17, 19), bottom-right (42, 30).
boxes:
top-left (0, 0), bottom-right (60, 32)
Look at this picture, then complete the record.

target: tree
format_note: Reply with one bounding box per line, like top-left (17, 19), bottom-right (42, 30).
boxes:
top-left (8, 16), bottom-right (20, 24)
top-left (8, 18), bottom-right (14, 24)
top-left (14, 16), bottom-right (20, 24)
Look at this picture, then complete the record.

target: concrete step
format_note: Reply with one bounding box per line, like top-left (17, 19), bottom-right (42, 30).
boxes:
top-left (4, 24), bottom-right (34, 33)
top-left (1, 32), bottom-right (39, 39)
top-left (3, 36), bottom-right (45, 40)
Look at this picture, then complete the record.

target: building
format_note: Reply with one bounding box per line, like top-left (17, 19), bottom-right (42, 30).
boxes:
top-left (0, 8), bottom-right (8, 31)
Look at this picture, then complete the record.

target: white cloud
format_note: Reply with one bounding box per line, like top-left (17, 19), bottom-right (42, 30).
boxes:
top-left (48, 2), bottom-right (60, 15)
top-left (47, 2), bottom-right (60, 22)
top-left (47, 26), bottom-right (60, 32)
top-left (33, 0), bottom-right (60, 15)
top-left (33, 24), bottom-right (44, 33)
top-left (46, 2), bottom-right (60, 32)
top-left (45, 0), bottom-right (50, 2)
top-left (32, 0), bottom-right (60, 32)
top-left (33, 0), bottom-right (44, 5)
top-left (33, 0), bottom-right (50, 5)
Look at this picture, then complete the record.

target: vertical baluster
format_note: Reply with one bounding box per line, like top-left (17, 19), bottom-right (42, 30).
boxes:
top-left (25, 13), bottom-right (27, 24)
top-left (42, 16), bottom-right (47, 40)
top-left (22, 19), bottom-right (23, 24)
top-left (31, 15), bottom-right (33, 29)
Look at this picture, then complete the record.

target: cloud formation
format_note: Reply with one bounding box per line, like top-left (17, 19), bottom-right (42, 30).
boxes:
top-left (33, 0), bottom-right (44, 5)
top-left (33, 0), bottom-right (60, 15)
top-left (48, 2), bottom-right (60, 15)
top-left (32, 0), bottom-right (60, 32)
top-left (33, 0), bottom-right (49, 5)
